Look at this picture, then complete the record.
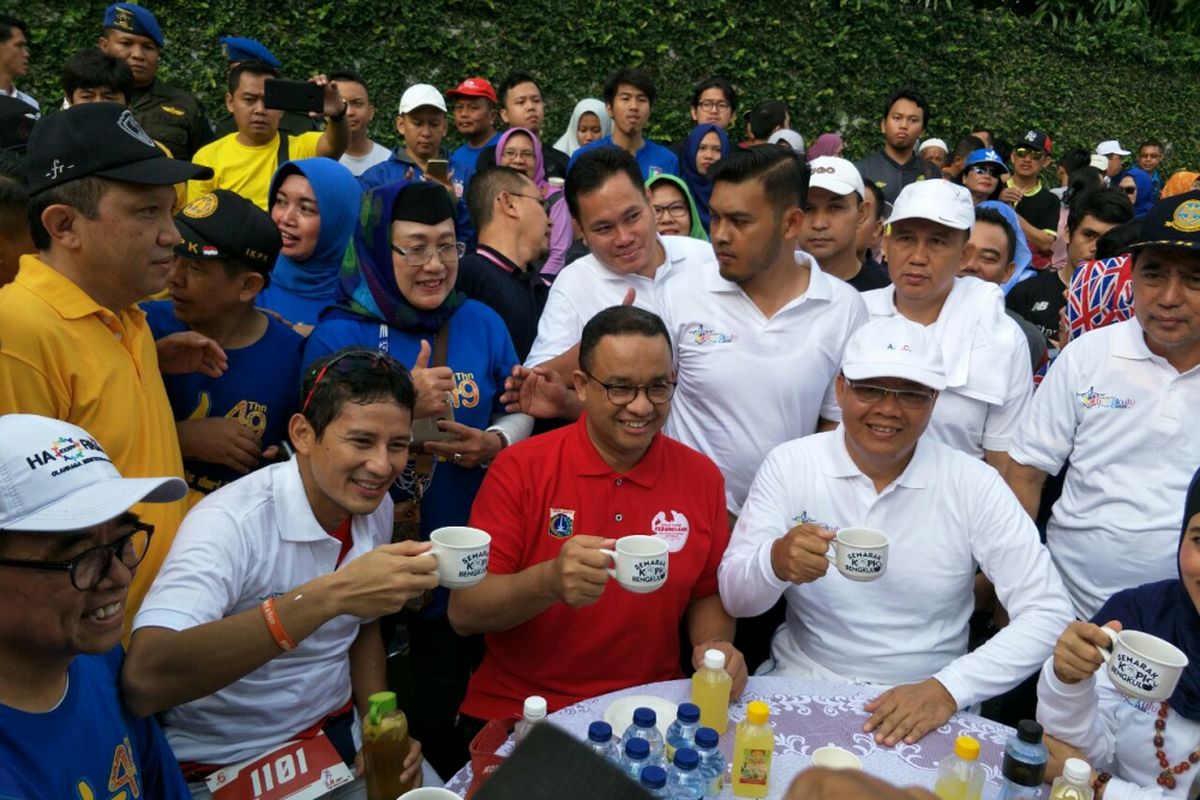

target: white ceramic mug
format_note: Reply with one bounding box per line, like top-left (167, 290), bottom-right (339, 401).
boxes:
top-left (824, 527), bottom-right (889, 582)
top-left (600, 535), bottom-right (669, 593)
top-left (397, 788), bottom-right (460, 800)
top-left (1099, 627), bottom-right (1188, 702)
top-left (811, 745), bottom-right (862, 770)
top-left (429, 526), bottom-right (491, 589)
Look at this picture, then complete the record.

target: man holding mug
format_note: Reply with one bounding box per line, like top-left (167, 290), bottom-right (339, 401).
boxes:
top-left (719, 316), bottom-right (1071, 747)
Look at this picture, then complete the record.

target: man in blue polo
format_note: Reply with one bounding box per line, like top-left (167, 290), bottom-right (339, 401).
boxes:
top-left (568, 68), bottom-right (679, 179)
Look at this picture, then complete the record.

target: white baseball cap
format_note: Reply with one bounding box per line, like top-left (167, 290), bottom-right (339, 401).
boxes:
top-left (398, 83), bottom-right (447, 115)
top-left (0, 415), bottom-right (186, 531)
top-left (919, 137), bottom-right (948, 154)
top-left (767, 129), bottom-right (805, 152)
top-left (886, 179), bottom-right (974, 231)
top-left (1097, 140), bottom-right (1131, 157)
top-left (842, 317), bottom-right (947, 391)
top-left (808, 156), bottom-right (864, 198)
top-left (1089, 154), bottom-right (1110, 172)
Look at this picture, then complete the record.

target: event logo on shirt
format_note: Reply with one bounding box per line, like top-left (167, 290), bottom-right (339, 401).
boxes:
top-left (454, 372), bottom-right (480, 408)
top-left (651, 510), bottom-right (690, 552)
top-left (24, 435), bottom-right (110, 476)
top-left (790, 511), bottom-right (837, 532)
top-left (548, 508), bottom-right (575, 538)
top-left (1077, 387), bottom-right (1135, 410)
top-left (686, 325), bottom-right (738, 345)
top-left (73, 734), bottom-right (140, 799)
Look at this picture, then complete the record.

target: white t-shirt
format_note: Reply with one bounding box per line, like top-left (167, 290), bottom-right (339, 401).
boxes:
top-left (339, 140), bottom-right (392, 177)
top-left (1009, 318), bottom-right (1200, 619)
top-left (134, 458), bottom-right (392, 765)
top-left (658, 254), bottom-right (868, 514)
top-left (718, 429), bottom-right (1072, 708)
top-left (524, 234), bottom-right (714, 367)
top-left (863, 277), bottom-right (1032, 458)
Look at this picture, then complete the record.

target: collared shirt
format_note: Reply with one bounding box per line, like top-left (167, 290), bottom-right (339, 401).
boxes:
top-left (459, 417), bottom-right (729, 720)
top-left (853, 150), bottom-right (940, 205)
top-left (130, 78), bottom-right (212, 160)
top-left (0, 255), bottom-right (186, 631)
top-left (568, 135), bottom-right (681, 180)
top-left (718, 429), bottom-right (1072, 708)
top-left (456, 245), bottom-right (549, 362)
top-left (134, 458), bottom-right (392, 765)
top-left (0, 85), bottom-right (38, 111)
top-left (658, 253), bottom-right (868, 513)
top-left (188, 131), bottom-right (323, 210)
top-left (1009, 318), bottom-right (1200, 618)
top-left (525, 234), bottom-right (713, 367)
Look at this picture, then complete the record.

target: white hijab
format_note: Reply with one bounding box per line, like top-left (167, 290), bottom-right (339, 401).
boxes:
top-left (554, 98), bottom-right (612, 156)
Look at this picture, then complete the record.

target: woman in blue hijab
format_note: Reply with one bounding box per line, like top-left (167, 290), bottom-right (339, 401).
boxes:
top-left (679, 123), bottom-right (729, 233)
top-left (258, 158), bottom-right (362, 328)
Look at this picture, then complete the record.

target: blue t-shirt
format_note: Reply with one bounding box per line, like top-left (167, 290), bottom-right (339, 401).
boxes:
top-left (144, 301), bottom-right (305, 496)
top-left (256, 284), bottom-right (332, 328)
top-left (0, 647), bottom-right (189, 799)
top-left (568, 135), bottom-right (680, 179)
top-left (449, 133), bottom-right (500, 200)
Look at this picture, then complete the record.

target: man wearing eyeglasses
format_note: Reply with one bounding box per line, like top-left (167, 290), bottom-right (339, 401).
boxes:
top-left (998, 130), bottom-right (1060, 266)
top-left (719, 317), bottom-right (1071, 748)
top-left (0, 414), bottom-right (190, 797)
top-left (689, 77), bottom-right (737, 130)
top-left (450, 305), bottom-right (747, 728)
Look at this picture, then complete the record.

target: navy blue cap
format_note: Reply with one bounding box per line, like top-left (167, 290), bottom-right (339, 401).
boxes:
top-left (218, 36), bottom-right (280, 69)
top-left (674, 747), bottom-right (700, 769)
top-left (587, 721), bottom-right (612, 743)
top-left (640, 765), bottom-right (667, 789)
top-left (174, 190), bottom-right (281, 271)
top-left (633, 707), bottom-right (657, 727)
top-left (694, 727), bottom-right (719, 749)
top-left (964, 148), bottom-right (1008, 172)
top-left (102, 4), bottom-right (164, 49)
top-left (624, 737), bottom-right (650, 759)
top-left (676, 703), bottom-right (700, 723)
top-left (1129, 190), bottom-right (1200, 254)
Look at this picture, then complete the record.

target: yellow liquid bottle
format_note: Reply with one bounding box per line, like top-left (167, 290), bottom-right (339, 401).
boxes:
top-left (934, 736), bottom-right (984, 800)
top-left (691, 648), bottom-right (732, 734)
top-left (731, 700), bottom-right (773, 798)
top-left (362, 691), bottom-right (414, 800)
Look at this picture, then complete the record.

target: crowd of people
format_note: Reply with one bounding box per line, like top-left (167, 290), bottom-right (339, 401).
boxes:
top-left (2, 4), bottom-right (1200, 799)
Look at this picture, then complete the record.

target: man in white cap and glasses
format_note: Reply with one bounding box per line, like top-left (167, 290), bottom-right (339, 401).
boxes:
top-left (0, 414), bottom-right (190, 797)
top-left (1096, 139), bottom-right (1131, 180)
top-left (719, 317), bottom-right (1071, 747)
top-left (861, 179), bottom-right (1032, 472)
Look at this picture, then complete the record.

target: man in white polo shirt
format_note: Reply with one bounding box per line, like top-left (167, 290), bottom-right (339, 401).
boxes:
top-left (122, 348), bottom-right (437, 796)
top-left (719, 317), bottom-right (1071, 747)
top-left (658, 146), bottom-right (867, 517)
top-left (862, 179), bottom-right (1031, 471)
top-left (1007, 190), bottom-right (1200, 619)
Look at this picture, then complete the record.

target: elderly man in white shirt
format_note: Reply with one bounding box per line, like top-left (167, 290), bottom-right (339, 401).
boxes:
top-left (719, 316), bottom-right (1072, 748)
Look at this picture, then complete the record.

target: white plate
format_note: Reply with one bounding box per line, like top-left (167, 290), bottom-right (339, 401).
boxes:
top-left (602, 694), bottom-right (680, 740)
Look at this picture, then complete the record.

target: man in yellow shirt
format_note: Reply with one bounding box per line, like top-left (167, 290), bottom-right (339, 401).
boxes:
top-left (0, 103), bottom-right (214, 635)
top-left (188, 61), bottom-right (350, 210)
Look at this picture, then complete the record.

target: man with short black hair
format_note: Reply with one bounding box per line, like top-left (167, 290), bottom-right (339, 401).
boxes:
top-left (569, 68), bottom-right (679, 179)
top-left (742, 100), bottom-right (789, 147)
top-left (800, 156), bottom-right (889, 292)
top-left (360, 82), bottom-right (449, 190)
top-left (446, 77), bottom-right (499, 195)
top-left (690, 76), bottom-right (737, 130)
top-left (1138, 138), bottom-right (1164, 203)
top-left (998, 129), bottom-right (1060, 262)
top-left (0, 101), bottom-right (32, 287)
top-left (211, 37), bottom-right (320, 139)
top-left (0, 15), bottom-right (34, 110)
top-left (854, 89), bottom-right (940, 204)
top-left (330, 70), bottom-right (391, 177)
top-left (1052, 148), bottom-right (1091, 199)
top-left (855, 180), bottom-right (888, 276)
top-left (943, 135), bottom-right (986, 181)
top-left (62, 49), bottom-right (133, 106)
top-left (492, 70), bottom-right (568, 180)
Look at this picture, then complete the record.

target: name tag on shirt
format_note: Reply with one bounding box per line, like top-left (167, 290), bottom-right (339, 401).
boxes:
top-left (206, 733), bottom-right (354, 800)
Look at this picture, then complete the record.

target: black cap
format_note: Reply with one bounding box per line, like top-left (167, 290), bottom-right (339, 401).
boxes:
top-left (1017, 129), bottom-right (1052, 155)
top-left (0, 96), bottom-right (39, 152)
top-left (174, 190), bottom-right (281, 271)
top-left (744, 100), bottom-right (788, 140)
top-left (392, 182), bottom-right (456, 225)
top-left (25, 103), bottom-right (212, 195)
top-left (1016, 719), bottom-right (1043, 743)
top-left (1129, 190), bottom-right (1200, 254)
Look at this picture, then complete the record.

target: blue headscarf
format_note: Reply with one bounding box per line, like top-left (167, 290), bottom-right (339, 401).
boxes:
top-left (680, 123), bottom-right (729, 232)
top-left (1093, 464), bottom-right (1200, 721)
top-left (978, 200), bottom-right (1034, 294)
top-left (267, 158), bottom-right (362, 303)
top-left (1119, 167), bottom-right (1156, 219)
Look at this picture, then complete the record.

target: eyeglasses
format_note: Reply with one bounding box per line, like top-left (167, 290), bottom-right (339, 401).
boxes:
top-left (583, 371), bottom-right (676, 405)
top-left (390, 241), bottom-right (467, 267)
top-left (1121, 186), bottom-right (1137, 196)
top-left (697, 100), bottom-right (731, 112)
top-left (652, 202), bottom-right (689, 220)
top-left (845, 379), bottom-right (936, 408)
top-left (0, 522), bottom-right (153, 591)
top-left (969, 165), bottom-right (1003, 178)
top-left (301, 349), bottom-right (406, 413)
top-left (501, 148), bottom-right (536, 161)
top-left (1012, 148), bottom-right (1043, 160)
top-left (509, 192), bottom-right (555, 214)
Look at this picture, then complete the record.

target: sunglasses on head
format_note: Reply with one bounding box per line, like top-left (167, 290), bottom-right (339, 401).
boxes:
top-left (301, 350), bottom-right (406, 413)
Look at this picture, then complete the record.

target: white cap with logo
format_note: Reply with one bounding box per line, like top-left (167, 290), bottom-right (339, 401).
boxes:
top-left (842, 317), bottom-right (947, 390)
top-left (398, 83), bottom-right (447, 115)
top-left (808, 156), bottom-right (865, 198)
top-left (0, 415), bottom-right (186, 531)
top-left (886, 179), bottom-right (974, 231)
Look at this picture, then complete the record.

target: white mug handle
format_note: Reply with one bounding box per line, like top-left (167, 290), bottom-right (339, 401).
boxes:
top-left (599, 548), bottom-right (618, 579)
top-left (825, 540), bottom-right (837, 565)
top-left (1097, 625), bottom-right (1120, 665)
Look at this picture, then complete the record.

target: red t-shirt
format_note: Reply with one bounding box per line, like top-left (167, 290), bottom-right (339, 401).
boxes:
top-left (459, 416), bottom-right (729, 720)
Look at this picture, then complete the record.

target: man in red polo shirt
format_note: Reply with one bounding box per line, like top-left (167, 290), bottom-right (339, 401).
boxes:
top-left (449, 305), bottom-right (747, 727)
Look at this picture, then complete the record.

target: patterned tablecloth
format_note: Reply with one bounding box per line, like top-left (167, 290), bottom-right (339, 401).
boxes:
top-left (446, 676), bottom-right (1045, 798)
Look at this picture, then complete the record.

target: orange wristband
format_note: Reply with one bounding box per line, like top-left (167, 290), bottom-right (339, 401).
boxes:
top-left (260, 597), bottom-right (297, 651)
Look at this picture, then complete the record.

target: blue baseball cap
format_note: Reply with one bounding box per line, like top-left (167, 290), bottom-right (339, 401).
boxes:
top-left (964, 148), bottom-right (1008, 173)
top-left (218, 36), bottom-right (281, 69)
top-left (102, 3), bottom-right (164, 49)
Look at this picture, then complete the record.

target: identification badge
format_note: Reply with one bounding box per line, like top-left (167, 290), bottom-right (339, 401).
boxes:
top-left (206, 733), bottom-right (354, 800)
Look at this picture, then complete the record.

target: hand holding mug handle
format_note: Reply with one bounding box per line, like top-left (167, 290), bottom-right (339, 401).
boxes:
top-left (599, 548), bottom-right (618, 579)
top-left (1096, 625), bottom-right (1121, 666)
top-left (824, 540), bottom-right (838, 565)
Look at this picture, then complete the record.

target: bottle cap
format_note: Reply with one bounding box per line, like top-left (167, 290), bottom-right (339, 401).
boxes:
top-left (674, 747), bottom-right (700, 770)
top-left (677, 702), bottom-right (700, 723)
top-left (366, 690), bottom-right (397, 726)
top-left (625, 737), bottom-right (650, 759)
top-left (1016, 719), bottom-right (1044, 744)
top-left (523, 695), bottom-right (547, 720)
top-left (587, 720), bottom-right (612, 743)
top-left (633, 707), bottom-right (657, 728)
top-left (954, 735), bottom-right (980, 761)
top-left (640, 765), bottom-right (667, 788)
top-left (746, 700), bottom-right (770, 725)
top-left (1063, 758), bottom-right (1092, 783)
top-left (694, 727), bottom-right (719, 749)
top-left (704, 648), bottom-right (727, 670)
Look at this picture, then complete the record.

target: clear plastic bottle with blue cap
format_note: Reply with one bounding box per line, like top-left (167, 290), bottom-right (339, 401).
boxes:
top-left (621, 736), bottom-right (652, 781)
top-left (667, 747), bottom-right (706, 800)
top-left (587, 720), bottom-right (620, 763)
top-left (640, 764), bottom-right (670, 798)
top-left (665, 702), bottom-right (701, 760)
top-left (693, 726), bottom-right (725, 797)
top-left (621, 706), bottom-right (666, 766)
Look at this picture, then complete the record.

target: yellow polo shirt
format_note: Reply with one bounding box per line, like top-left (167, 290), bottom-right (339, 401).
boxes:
top-left (0, 255), bottom-right (187, 636)
top-left (188, 131), bottom-right (323, 210)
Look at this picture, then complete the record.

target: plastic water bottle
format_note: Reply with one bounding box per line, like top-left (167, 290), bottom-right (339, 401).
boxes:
top-left (691, 649), bottom-right (732, 734)
top-left (667, 747), bottom-right (706, 800)
top-left (512, 695), bottom-right (546, 744)
top-left (640, 764), bottom-right (669, 798)
top-left (665, 703), bottom-right (701, 760)
top-left (996, 719), bottom-right (1048, 800)
top-left (693, 726), bottom-right (725, 797)
top-left (934, 736), bottom-right (985, 800)
top-left (622, 707), bottom-right (666, 766)
top-left (1049, 758), bottom-right (1094, 800)
top-left (587, 720), bottom-right (620, 764)
top-left (621, 737), bottom-right (652, 781)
